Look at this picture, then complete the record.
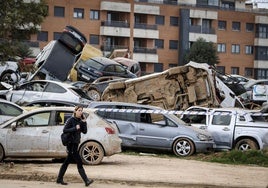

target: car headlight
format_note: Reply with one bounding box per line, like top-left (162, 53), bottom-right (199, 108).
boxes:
top-left (197, 133), bottom-right (211, 141)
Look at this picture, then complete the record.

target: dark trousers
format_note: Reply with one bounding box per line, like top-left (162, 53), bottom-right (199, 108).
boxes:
top-left (57, 143), bottom-right (89, 183)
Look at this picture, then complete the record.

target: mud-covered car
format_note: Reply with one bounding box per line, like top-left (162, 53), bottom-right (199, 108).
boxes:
top-left (0, 61), bottom-right (21, 85)
top-left (101, 62), bottom-right (219, 111)
top-left (89, 101), bottom-right (215, 157)
top-left (0, 80), bottom-right (92, 105)
top-left (0, 107), bottom-right (122, 165)
top-left (82, 76), bottom-right (128, 101)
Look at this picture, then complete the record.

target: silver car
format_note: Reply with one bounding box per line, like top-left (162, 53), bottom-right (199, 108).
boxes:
top-left (88, 102), bottom-right (214, 157)
top-left (0, 80), bottom-right (92, 105)
top-left (0, 107), bottom-right (122, 165)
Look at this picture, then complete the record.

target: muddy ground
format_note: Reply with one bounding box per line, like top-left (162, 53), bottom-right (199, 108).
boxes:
top-left (0, 153), bottom-right (268, 188)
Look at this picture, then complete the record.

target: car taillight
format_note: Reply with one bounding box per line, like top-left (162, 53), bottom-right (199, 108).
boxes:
top-left (105, 127), bottom-right (115, 134)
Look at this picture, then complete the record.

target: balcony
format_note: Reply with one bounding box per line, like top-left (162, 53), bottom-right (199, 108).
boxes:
top-left (134, 23), bottom-right (159, 39)
top-left (133, 47), bottom-right (158, 63)
top-left (100, 1), bottom-right (131, 12)
top-left (189, 25), bottom-right (215, 34)
top-left (100, 21), bottom-right (130, 37)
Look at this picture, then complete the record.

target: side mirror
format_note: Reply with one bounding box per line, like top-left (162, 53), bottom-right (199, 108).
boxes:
top-left (11, 122), bottom-right (16, 131)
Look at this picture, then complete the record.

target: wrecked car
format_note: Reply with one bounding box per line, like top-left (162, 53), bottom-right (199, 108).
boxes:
top-left (29, 25), bottom-right (87, 82)
top-left (0, 107), bottom-right (122, 165)
top-left (89, 101), bottom-right (215, 157)
top-left (0, 61), bottom-right (21, 85)
top-left (0, 80), bottom-right (92, 105)
top-left (101, 61), bottom-right (220, 111)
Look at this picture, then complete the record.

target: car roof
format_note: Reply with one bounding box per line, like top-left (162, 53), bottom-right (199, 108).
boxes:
top-left (113, 57), bottom-right (139, 67)
top-left (88, 101), bottom-right (164, 110)
top-left (244, 79), bottom-right (268, 88)
top-left (91, 57), bottom-right (120, 66)
top-left (22, 80), bottom-right (76, 89)
top-left (24, 99), bottom-right (88, 107)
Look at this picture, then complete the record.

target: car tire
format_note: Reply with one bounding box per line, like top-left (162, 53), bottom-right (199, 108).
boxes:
top-left (79, 141), bottom-right (104, 165)
top-left (0, 144), bottom-right (4, 162)
top-left (87, 89), bottom-right (101, 101)
top-left (235, 139), bottom-right (258, 151)
top-left (172, 138), bottom-right (195, 157)
top-left (0, 71), bottom-right (19, 85)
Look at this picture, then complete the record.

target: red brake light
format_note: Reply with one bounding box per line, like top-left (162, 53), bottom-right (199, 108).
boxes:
top-left (105, 127), bottom-right (115, 134)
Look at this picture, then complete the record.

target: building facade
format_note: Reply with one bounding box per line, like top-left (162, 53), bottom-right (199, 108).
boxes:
top-left (32, 0), bottom-right (268, 79)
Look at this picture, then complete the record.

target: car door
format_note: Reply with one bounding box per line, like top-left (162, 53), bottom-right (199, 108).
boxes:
top-left (136, 113), bottom-right (174, 148)
top-left (9, 82), bottom-right (45, 104)
top-left (48, 110), bottom-right (73, 155)
top-left (6, 111), bottom-right (51, 156)
top-left (206, 110), bottom-right (235, 149)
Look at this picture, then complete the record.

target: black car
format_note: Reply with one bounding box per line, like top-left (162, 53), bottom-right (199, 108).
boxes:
top-left (82, 76), bottom-right (128, 101)
top-left (75, 57), bottom-right (137, 83)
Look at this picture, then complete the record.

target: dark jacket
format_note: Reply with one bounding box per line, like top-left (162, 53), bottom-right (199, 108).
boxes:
top-left (63, 116), bottom-right (87, 144)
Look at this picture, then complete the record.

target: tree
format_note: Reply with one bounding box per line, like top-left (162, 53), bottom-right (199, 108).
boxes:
top-left (0, 0), bottom-right (48, 61)
top-left (184, 37), bottom-right (219, 66)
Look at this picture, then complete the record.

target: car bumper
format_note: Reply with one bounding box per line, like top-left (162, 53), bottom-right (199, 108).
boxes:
top-left (194, 141), bottom-right (215, 153)
top-left (103, 135), bottom-right (122, 156)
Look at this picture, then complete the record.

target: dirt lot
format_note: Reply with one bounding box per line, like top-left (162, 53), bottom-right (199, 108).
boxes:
top-left (0, 153), bottom-right (268, 188)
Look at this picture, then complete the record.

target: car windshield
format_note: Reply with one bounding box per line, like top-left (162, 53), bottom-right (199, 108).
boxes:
top-left (84, 59), bottom-right (103, 70)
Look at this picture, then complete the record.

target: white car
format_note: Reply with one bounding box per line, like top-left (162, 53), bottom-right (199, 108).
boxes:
top-left (230, 74), bottom-right (253, 85)
top-left (0, 80), bottom-right (92, 105)
top-left (0, 99), bottom-right (25, 124)
top-left (0, 107), bottom-right (122, 165)
top-left (243, 79), bottom-right (268, 103)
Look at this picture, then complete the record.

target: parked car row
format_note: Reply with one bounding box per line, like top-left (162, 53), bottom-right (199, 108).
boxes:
top-left (0, 97), bottom-right (267, 165)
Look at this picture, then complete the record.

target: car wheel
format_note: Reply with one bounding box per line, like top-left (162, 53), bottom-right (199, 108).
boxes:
top-left (87, 89), bottom-right (101, 101)
top-left (0, 144), bottom-right (5, 162)
top-left (0, 71), bottom-right (19, 85)
top-left (235, 139), bottom-right (258, 151)
top-left (79, 141), bottom-right (104, 165)
top-left (173, 138), bottom-right (195, 157)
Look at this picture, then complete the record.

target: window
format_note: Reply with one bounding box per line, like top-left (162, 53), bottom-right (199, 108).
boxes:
top-left (169, 40), bottom-right (178, 50)
top-left (17, 112), bottom-right (50, 127)
top-left (218, 20), bottom-right (226, 30)
top-left (212, 114), bottom-right (231, 125)
top-left (217, 43), bottom-right (226, 53)
top-left (53, 32), bottom-right (62, 40)
top-left (232, 44), bottom-right (240, 54)
top-left (232, 22), bottom-right (240, 31)
top-left (257, 25), bottom-right (268, 38)
top-left (155, 39), bottom-right (164, 49)
top-left (245, 68), bottom-right (253, 77)
top-left (245, 45), bottom-right (254, 54)
top-left (73, 8), bottom-right (84, 19)
top-left (155, 15), bottom-right (165, 25)
top-left (216, 66), bottom-right (225, 74)
top-left (246, 23), bottom-right (254, 32)
top-left (231, 67), bottom-right (239, 74)
top-left (221, 1), bottom-right (235, 9)
top-left (170, 16), bottom-right (178, 26)
top-left (37, 31), bottom-right (48, 41)
top-left (90, 35), bottom-right (99, 45)
top-left (54, 6), bottom-right (65, 17)
top-left (90, 10), bottom-right (99, 20)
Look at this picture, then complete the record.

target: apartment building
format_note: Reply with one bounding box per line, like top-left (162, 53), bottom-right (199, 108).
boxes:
top-left (32, 0), bottom-right (268, 79)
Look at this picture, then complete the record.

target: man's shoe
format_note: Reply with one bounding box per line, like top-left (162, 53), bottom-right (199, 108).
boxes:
top-left (56, 179), bottom-right (68, 185)
top-left (85, 179), bottom-right (94, 186)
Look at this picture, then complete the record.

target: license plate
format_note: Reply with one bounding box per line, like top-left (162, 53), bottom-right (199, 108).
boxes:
top-left (82, 74), bottom-right (90, 81)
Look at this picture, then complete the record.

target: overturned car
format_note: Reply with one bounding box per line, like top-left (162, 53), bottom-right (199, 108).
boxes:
top-left (101, 62), bottom-right (222, 111)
